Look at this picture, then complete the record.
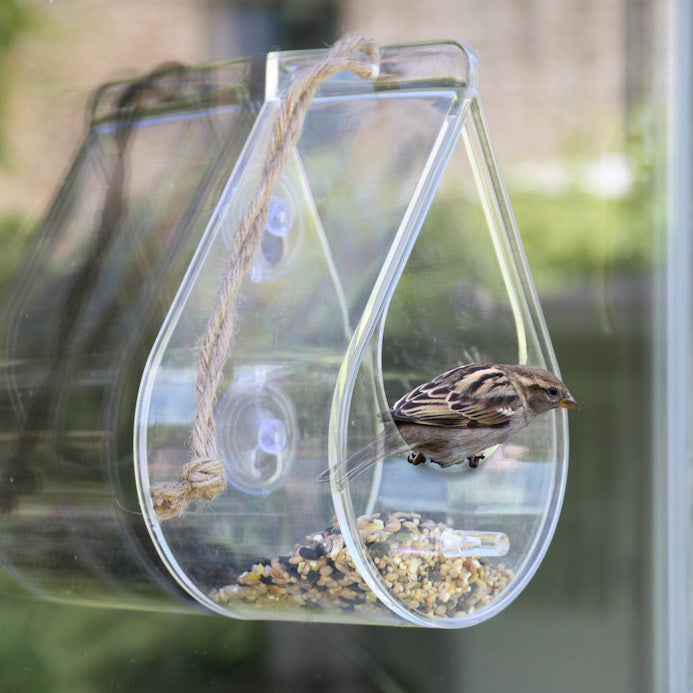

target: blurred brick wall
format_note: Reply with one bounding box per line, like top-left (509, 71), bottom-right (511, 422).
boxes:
top-left (0, 0), bottom-right (207, 217)
top-left (343, 0), bottom-right (629, 160)
top-left (1, 0), bottom-right (646, 224)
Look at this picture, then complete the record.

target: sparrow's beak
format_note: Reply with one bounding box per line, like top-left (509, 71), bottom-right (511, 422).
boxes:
top-left (557, 394), bottom-right (579, 410)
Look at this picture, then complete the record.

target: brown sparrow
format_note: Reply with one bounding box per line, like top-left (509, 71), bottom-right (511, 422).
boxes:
top-left (318, 363), bottom-right (578, 484)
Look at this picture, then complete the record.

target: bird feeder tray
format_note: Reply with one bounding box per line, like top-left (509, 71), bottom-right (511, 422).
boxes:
top-left (0, 40), bottom-right (569, 628)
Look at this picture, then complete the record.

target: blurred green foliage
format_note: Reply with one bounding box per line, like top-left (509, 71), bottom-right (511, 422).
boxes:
top-left (0, 214), bottom-right (32, 296)
top-left (0, 0), bottom-right (30, 48)
top-left (0, 0), bottom-right (33, 159)
top-left (0, 595), bottom-right (264, 693)
top-left (512, 185), bottom-right (652, 289)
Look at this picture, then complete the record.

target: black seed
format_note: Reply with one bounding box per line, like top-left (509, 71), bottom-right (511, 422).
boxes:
top-left (328, 560), bottom-right (345, 577)
top-left (259, 575), bottom-right (273, 585)
top-left (306, 569), bottom-right (320, 585)
top-left (285, 563), bottom-right (299, 576)
top-left (367, 541), bottom-right (390, 558)
top-left (299, 546), bottom-right (319, 560)
top-left (314, 543), bottom-right (326, 557)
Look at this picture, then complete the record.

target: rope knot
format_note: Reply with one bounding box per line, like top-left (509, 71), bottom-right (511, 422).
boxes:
top-left (182, 457), bottom-right (227, 499)
top-left (150, 457), bottom-right (227, 521)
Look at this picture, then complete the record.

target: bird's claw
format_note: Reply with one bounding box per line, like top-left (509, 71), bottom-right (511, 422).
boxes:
top-left (408, 452), bottom-right (483, 469)
top-left (467, 454), bottom-right (484, 469)
top-left (407, 451), bottom-right (427, 466)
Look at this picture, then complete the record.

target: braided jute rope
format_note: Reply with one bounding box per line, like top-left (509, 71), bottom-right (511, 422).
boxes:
top-left (150, 35), bottom-right (381, 521)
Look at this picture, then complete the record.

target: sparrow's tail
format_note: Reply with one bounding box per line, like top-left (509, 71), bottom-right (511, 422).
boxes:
top-left (316, 426), bottom-right (408, 485)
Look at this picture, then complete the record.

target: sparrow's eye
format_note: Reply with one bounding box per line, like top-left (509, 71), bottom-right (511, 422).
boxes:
top-left (547, 386), bottom-right (559, 397)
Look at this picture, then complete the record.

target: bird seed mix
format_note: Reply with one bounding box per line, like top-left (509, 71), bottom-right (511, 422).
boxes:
top-left (210, 511), bottom-right (514, 619)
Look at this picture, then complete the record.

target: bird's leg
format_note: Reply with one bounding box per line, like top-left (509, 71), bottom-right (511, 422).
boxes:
top-left (468, 454), bottom-right (485, 469)
top-left (407, 451), bottom-right (427, 466)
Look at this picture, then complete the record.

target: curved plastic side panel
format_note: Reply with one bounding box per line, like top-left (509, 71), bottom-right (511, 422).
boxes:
top-left (329, 97), bottom-right (568, 627)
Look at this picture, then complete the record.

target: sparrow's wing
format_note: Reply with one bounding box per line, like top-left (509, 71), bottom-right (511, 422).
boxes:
top-left (391, 364), bottom-right (522, 428)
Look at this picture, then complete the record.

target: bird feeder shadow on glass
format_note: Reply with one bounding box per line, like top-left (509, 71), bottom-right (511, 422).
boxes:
top-left (0, 41), bottom-right (569, 627)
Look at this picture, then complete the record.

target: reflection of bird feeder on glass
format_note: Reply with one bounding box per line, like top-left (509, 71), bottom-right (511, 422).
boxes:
top-left (0, 36), bottom-right (573, 628)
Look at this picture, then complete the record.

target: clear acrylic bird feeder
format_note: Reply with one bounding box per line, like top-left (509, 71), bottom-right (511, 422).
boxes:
top-left (0, 40), bottom-right (569, 627)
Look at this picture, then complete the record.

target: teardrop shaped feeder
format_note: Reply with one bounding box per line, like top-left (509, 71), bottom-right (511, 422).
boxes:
top-left (135, 39), bottom-right (570, 627)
